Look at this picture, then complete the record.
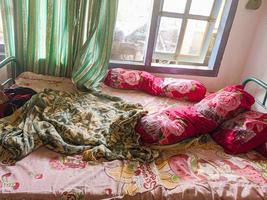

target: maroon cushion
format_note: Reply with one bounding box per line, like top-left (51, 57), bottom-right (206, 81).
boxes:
top-left (212, 110), bottom-right (267, 154)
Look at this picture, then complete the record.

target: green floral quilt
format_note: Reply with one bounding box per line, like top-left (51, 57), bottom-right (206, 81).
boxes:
top-left (0, 89), bottom-right (159, 162)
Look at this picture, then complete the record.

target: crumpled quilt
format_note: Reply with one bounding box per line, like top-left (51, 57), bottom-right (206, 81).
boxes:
top-left (0, 89), bottom-right (159, 162)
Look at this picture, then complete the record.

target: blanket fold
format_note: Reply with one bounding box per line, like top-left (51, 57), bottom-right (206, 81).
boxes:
top-left (0, 89), bottom-right (159, 162)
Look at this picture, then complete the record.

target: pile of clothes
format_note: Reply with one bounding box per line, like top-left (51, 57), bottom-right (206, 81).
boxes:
top-left (0, 87), bottom-right (36, 118)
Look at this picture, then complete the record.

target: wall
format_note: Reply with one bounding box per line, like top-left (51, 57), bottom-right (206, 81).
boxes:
top-left (158, 0), bottom-right (265, 92)
top-left (241, 1), bottom-right (267, 81)
top-left (240, 0), bottom-right (267, 111)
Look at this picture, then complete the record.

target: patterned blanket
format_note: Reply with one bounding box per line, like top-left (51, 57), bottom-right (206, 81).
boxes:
top-left (0, 89), bottom-right (159, 162)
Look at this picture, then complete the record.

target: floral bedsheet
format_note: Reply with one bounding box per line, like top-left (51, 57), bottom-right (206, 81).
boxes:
top-left (0, 72), bottom-right (266, 200)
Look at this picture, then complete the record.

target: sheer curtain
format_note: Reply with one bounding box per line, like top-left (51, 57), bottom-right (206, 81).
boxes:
top-left (0, 0), bottom-right (117, 88)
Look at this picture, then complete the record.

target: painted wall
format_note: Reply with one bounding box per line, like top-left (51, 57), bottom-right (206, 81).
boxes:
top-left (158, 0), bottom-right (265, 92)
top-left (240, 0), bottom-right (267, 111)
top-left (241, 1), bottom-right (267, 81)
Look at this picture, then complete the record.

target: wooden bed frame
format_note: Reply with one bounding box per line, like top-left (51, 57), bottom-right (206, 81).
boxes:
top-left (1, 56), bottom-right (267, 111)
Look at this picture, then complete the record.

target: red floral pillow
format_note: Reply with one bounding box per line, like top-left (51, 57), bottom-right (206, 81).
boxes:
top-left (195, 85), bottom-right (255, 126)
top-left (136, 85), bottom-right (255, 145)
top-left (212, 110), bottom-right (267, 154)
top-left (135, 107), bottom-right (198, 145)
top-left (104, 68), bottom-right (206, 102)
top-left (161, 78), bottom-right (206, 102)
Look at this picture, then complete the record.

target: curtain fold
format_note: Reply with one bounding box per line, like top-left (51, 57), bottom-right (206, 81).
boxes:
top-left (0, 0), bottom-right (117, 88)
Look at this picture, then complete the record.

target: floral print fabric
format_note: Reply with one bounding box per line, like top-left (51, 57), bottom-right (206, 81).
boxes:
top-left (0, 89), bottom-right (158, 162)
top-left (0, 73), bottom-right (266, 199)
top-left (195, 85), bottom-right (255, 126)
top-left (136, 85), bottom-right (255, 145)
top-left (1, 136), bottom-right (267, 200)
top-left (104, 68), bottom-right (206, 102)
top-left (212, 110), bottom-right (267, 154)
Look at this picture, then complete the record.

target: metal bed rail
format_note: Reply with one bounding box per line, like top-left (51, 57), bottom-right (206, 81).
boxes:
top-left (242, 76), bottom-right (267, 111)
top-left (0, 56), bottom-right (18, 87)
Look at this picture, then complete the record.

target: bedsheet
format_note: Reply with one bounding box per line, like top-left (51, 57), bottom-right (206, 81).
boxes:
top-left (0, 72), bottom-right (266, 200)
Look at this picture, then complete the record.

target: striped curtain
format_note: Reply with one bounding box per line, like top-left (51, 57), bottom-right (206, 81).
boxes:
top-left (0, 0), bottom-right (117, 88)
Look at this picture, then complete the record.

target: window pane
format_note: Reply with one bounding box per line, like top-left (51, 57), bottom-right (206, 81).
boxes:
top-left (180, 20), bottom-right (208, 56)
top-left (189, 0), bottom-right (214, 16)
top-left (163, 0), bottom-right (187, 13)
top-left (155, 17), bottom-right (182, 53)
top-left (110, 0), bottom-right (153, 62)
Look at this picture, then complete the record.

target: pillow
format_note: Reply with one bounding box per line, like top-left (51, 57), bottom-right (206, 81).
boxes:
top-left (212, 110), bottom-right (267, 154)
top-left (161, 78), bottom-right (206, 102)
top-left (104, 68), bottom-right (206, 102)
top-left (104, 68), bottom-right (163, 95)
top-left (195, 85), bottom-right (255, 126)
top-left (136, 85), bottom-right (255, 145)
top-left (135, 107), bottom-right (197, 145)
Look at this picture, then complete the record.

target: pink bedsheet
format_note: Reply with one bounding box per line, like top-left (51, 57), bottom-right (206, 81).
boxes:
top-left (0, 72), bottom-right (266, 200)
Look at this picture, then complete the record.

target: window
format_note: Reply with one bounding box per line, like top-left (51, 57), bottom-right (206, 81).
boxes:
top-left (110, 0), bottom-right (238, 76)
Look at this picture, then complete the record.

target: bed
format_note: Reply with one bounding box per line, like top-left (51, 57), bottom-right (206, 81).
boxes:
top-left (0, 57), bottom-right (267, 200)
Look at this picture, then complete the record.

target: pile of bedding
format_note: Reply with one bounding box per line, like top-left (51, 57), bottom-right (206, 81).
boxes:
top-left (0, 89), bottom-right (158, 162)
top-left (1, 69), bottom-right (267, 164)
top-left (0, 71), bottom-right (266, 199)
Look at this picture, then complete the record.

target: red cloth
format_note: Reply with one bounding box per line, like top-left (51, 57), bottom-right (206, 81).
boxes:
top-left (256, 143), bottom-right (267, 157)
top-left (0, 87), bottom-right (36, 118)
top-left (136, 85), bottom-right (255, 145)
top-left (212, 110), bottom-right (267, 154)
top-left (104, 68), bottom-right (206, 102)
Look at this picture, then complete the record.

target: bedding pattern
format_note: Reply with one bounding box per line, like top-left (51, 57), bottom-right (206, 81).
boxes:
top-left (0, 72), bottom-right (266, 199)
top-left (0, 135), bottom-right (266, 199)
top-left (0, 89), bottom-right (158, 162)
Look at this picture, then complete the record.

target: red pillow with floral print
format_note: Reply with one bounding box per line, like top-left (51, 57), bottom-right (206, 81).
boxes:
top-left (104, 68), bottom-right (163, 95)
top-left (256, 142), bottom-right (267, 157)
top-left (135, 107), bottom-right (198, 145)
top-left (195, 85), bottom-right (255, 127)
top-left (212, 110), bottom-right (267, 154)
top-left (104, 68), bottom-right (206, 102)
top-left (136, 85), bottom-right (255, 145)
top-left (161, 78), bottom-right (206, 102)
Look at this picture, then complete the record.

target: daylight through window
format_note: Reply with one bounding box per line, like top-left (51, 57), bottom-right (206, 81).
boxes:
top-left (110, 0), bottom-right (237, 76)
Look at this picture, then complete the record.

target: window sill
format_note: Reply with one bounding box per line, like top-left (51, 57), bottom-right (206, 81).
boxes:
top-left (109, 62), bottom-right (219, 77)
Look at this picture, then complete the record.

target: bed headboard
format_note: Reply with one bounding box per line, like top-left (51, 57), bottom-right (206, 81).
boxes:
top-left (0, 56), bottom-right (17, 87)
top-left (242, 76), bottom-right (267, 111)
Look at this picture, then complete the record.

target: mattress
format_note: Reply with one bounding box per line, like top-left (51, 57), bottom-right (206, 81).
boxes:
top-left (0, 72), bottom-right (266, 200)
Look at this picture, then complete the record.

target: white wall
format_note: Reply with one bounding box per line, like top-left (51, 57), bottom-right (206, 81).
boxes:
top-left (241, 1), bottom-right (267, 81)
top-left (240, 0), bottom-right (267, 112)
top-left (159, 0), bottom-right (265, 92)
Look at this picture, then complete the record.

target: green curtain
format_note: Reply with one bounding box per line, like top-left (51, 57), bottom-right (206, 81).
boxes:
top-left (0, 0), bottom-right (117, 88)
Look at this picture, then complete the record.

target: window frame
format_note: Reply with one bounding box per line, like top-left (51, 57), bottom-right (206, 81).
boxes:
top-left (109, 0), bottom-right (239, 77)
